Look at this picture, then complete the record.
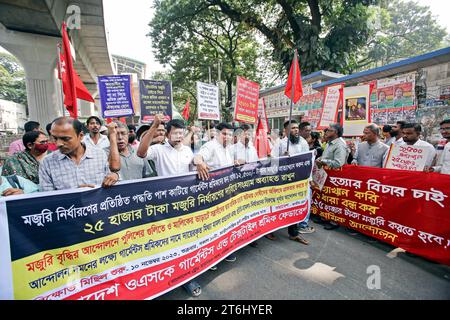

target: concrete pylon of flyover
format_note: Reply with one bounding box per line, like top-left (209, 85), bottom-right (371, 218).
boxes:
top-left (0, 23), bottom-right (63, 125)
top-left (0, 0), bottom-right (115, 126)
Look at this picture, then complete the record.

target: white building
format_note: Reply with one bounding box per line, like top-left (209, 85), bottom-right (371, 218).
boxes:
top-left (0, 99), bottom-right (27, 134)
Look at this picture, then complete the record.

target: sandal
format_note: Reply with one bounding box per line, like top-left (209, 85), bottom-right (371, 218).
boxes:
top-left (289, 235), bottom-right (309, 245)
top-left (183, 280), bottom-right (202, 297)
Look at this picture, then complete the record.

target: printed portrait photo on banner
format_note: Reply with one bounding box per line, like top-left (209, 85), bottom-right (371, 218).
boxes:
top-left (345, 97), bottom-right (367, 121)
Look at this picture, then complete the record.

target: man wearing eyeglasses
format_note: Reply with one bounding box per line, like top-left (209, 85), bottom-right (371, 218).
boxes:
top-left (426, 119), bottom-right (450, 175)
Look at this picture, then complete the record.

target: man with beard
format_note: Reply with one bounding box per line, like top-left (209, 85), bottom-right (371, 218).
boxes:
top-left (400, 123), bottom-right (436, 168)
top-left (83, 116), bottom-right (110, 149)
top-left (272, 120), bottom-right (309, 157)
top-left (127, 124), bottom-right (140, 150)
top-left (271, 120), bottom-right (310, 244)
top-left (231, 124), bottom-right (258, 164)
top-left (137, 116), bottom-right (196, 177)
top-left (104, 122), bottom-right (153, 180)
top-left (391, 121), bottom-right (405, 146)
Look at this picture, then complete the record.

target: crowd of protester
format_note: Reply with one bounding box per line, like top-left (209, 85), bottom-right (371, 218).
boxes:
top-left (1, 114), bottom-right (449, 296)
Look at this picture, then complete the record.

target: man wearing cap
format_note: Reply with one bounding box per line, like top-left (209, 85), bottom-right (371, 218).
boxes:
top-left (83, 116), bottom-right (110, 149)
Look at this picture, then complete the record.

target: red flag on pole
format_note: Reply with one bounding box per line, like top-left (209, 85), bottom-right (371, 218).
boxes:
top-left (59, 23), bottom-right (94, 118)
top-left (182, 96), bottom-right (190, 120)
top-left (254, 116), bottom-right (271, 159)
top-left (284, 50), bottom-right (303, 103)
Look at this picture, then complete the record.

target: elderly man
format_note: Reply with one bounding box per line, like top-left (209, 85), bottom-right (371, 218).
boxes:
top-left (39, 117), bottom-right (119, 191)
top-left (316, 123), bottom-right (349, 230)
top-left (352, 124), bottom-right (389, 168)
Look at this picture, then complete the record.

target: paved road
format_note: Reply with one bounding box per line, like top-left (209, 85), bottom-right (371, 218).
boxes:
top-left (157, 222), bottom-right (450, 300)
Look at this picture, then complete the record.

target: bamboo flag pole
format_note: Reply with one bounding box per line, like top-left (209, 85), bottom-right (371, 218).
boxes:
top-left (286, 49), bottom-right (298, 155)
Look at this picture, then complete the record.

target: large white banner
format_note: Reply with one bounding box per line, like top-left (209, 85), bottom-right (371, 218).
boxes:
top-left (317, 84), bottom-right (342, 130)
top-left (342, 84), bottom-right (371, 136)
top-left (197, 82), bottom-right (220, 121)
top-left (384, 144), bottom-right (429, 171)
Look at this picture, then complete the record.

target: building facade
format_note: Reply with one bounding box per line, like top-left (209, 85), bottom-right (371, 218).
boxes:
top-left (0, 98), bottom-right (27, 134)
top-left (258, 47), bottom-right (450, 144)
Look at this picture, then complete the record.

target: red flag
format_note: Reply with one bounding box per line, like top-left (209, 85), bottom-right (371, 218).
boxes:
top-left (284, 50), bottom-right (303, 103)
top-left (59, 23), bottom-right (94, 118)
top-left (182, 97), bottom-right (190, 120)
top-left (254, 116), bottom-right (271, 159)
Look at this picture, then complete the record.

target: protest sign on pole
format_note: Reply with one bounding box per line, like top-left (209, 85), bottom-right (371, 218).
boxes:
top-left (197, 81), bottom-right (220, 121)
top-left (234, 76), bottom-right (259, 124)
top-left (139, 80), bottom-right (173, 122)
top-left (342, 84), bottom-right (371, 136)
top-left (98, 75), bottom-right (134, 118)
top-left (384, 144), bottom-right (429, 171)
top-left (317, 84), bottom-right (343, 130)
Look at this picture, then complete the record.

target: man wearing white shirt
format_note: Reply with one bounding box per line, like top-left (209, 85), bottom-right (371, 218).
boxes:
top-left (428, 119), bottom-right (450, 175)
top-left (83, 116), bottom-right (110, 149)
top-left (269, 120), bottom-right (310, 245)
top-left (193, 122), bottom-right (239, 262)
top-left (401, 123), bottom-right (436, 168)
top-left (391, 120), bottom-right (405, 146)
top-left (271, 120), bottom-right (309, 157)
top-left (231, 124), bottom-right (259, 164)
top-left (194, 123), bottom-right (235, 170)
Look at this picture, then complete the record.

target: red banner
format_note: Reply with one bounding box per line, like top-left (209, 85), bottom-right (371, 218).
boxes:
top-left (312, 165), bottom-right (450, 265)
top-left (234, 76), bottom-right (260, 124)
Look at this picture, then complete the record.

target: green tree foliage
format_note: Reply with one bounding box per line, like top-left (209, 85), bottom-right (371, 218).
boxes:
top-left (0, 52), bottom-right (27, 105)
top-left (197, 0), bottom-right (379, 75)
top-left (356, 0), bottom-right (449, 71)
top-left (150, 0), bottom-right (261, 122)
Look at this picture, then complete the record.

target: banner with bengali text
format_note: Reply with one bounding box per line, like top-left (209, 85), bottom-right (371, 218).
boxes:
top-left (0, 153), bottom-right (313, 300)
top-left (312, 165), bottom-right (450, 265)
top-left (139, 79), bottom-right (173, 122)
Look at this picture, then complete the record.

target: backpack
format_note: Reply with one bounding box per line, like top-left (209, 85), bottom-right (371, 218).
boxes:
top-left (5, 175), bottom-right (22, 190)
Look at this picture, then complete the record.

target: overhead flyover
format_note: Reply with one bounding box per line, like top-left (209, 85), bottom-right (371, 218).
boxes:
top-left (0, 0), bottom-right (115, 125)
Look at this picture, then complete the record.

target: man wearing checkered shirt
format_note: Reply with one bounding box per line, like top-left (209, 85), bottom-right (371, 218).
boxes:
top-left (39, 117), bottom-right (119, 191)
